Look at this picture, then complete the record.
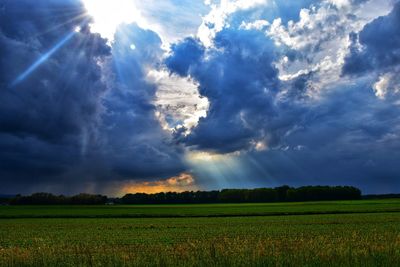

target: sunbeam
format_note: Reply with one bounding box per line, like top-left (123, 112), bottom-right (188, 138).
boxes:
top-left (186, 151), bottom-right (248, 189)
top-left (11, 31), bottom-right (76, 87)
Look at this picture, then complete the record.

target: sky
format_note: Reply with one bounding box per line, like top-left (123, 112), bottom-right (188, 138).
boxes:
top-left (0, 0), bottom-right (399, 195)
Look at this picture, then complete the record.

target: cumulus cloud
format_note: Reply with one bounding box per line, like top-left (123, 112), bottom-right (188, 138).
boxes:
top-left (166, 28), bottom-right (281, 153)
top-left (197, 0), bottom-right (269, 47)
top-left (343, 2), bottom-right (400, 75)
top-left (267, 0), bottom-right (393, 94)
top-left (198, 0), bottom-right (321, 48)
top-left (343, 1), bottom-right (400, 98)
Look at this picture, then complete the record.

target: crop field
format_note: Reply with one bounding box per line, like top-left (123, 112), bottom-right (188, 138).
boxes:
top-left (0, 199), bottom-right (400, 266)
top-left (2, 199), bottom-right (400, 218)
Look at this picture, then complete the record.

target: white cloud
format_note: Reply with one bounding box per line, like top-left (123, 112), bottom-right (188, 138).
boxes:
top-left (373, 70), bottom-right (400, 99)
top-left (266, 0), bottom-right (393, 95)
top-left (133, 0), bottom-right (210, 45)
top-left (327, 0), bottom-right (351, 8)
top-left (148, 70), bottom-right (209, 135)
top-left (197, 0), bottom-right (269, 46)
top-left (240, 19), bottom-right (270, 30)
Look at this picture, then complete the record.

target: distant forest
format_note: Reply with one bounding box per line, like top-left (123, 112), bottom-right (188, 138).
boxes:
top-left (0, 185), bottom-right (374, 205)
top-left (121, 186), bottom-right (361, 204)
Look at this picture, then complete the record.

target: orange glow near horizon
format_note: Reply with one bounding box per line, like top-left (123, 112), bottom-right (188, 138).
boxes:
top-left (121, 173), bottom-right (199, 194)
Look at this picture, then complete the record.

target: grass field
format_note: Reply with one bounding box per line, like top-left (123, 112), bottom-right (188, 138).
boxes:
top-left (1, 199), bottom-right (400, 266)
top-left (1, 199), bottom-right (400, 218)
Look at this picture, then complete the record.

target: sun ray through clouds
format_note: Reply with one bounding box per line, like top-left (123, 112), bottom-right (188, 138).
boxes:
top-left (11, 31), bottom-right (77, 87)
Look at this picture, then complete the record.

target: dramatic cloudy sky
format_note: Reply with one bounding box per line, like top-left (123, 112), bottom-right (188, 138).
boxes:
top-left (1, 0), bottom-right (399, 195)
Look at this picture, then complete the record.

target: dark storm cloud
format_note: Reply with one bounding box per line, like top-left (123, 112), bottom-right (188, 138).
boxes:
top-left (0, 0), bottom-right (111, 192)
top-left (0, 0), bottom-right (185, 193)
top-left (95, 23), bottom-right (186, 180)
top-left (165, 38), bottom-right (205, 77)
top-left (167, 29), bottom-right (281, 153)
top-left (342, 1), bottom-right (400, 75)
top-left (166, 27), bottom-right (309, 153)
top-left (240, 84), bottom-right (400, 194)
top-left (189, 80), bottom-right (400, 194)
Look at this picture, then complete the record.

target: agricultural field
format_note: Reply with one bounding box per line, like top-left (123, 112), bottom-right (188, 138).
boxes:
top-left (1, 199), bottom-right (400, 218)
top-left (1, 199), bottom-right (400, 266)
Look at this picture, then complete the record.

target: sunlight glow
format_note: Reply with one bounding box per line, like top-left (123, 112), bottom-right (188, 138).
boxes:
top-left (185, 151), bottom-right (244, 189)
top-left (121, 173), bottom-right (198, 194)
top-left (187, 151), bottom-right (231, 162)
top-left (83, 0), bottom-right (140, 41)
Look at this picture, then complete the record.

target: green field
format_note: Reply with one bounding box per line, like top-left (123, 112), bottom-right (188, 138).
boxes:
top-left (2, 199), bottom-right (400, 218)
top-left (1, 199), bottom-right (400, 266)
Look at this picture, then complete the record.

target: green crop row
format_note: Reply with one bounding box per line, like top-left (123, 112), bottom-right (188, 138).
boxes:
top-left (1, 212), bottom-right (399, 266)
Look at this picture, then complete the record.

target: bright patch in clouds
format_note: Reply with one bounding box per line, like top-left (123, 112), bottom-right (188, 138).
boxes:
top-left (83, 0), bottom-right (141, 40)
top-left (150, 70), bottom-right (209, 135)
top-left (186, 151), bottom-right (242, 163)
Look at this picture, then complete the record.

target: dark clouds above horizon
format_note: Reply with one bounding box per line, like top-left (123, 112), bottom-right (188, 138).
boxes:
top-left (0, 0), bottom-right (399, 195)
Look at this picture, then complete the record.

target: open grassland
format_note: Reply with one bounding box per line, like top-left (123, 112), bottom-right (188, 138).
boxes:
top-left (1, 199), bottom-right (400, 218)
top-left (0, 200), bottom-right (400, 266)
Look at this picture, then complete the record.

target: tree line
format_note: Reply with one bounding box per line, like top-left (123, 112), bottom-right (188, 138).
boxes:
top-left (120, 186), bottom-right (362, 204)
top-left (0, 185), bottom-right (362, 205)
top-left (6, 193), bottom-right (108, 205)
